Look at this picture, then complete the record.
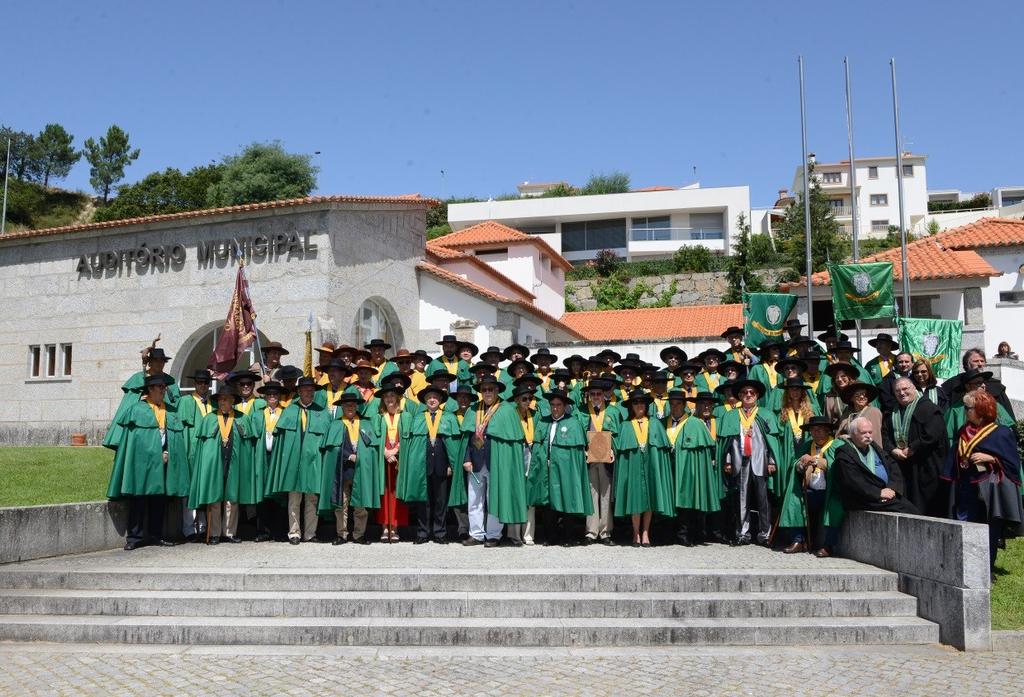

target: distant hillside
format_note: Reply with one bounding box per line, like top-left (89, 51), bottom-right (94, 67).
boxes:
top-left (2, 179), bottom-right (93, 232)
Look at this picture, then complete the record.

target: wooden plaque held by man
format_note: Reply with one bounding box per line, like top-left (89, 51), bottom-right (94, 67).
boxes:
top-left (586, 431), bottom-right (614, 464)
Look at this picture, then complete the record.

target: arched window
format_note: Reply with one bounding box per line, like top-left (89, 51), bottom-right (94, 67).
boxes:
top-left (353, 298), bottom-right (401, 350)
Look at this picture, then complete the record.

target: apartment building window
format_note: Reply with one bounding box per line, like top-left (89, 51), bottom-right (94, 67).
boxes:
top-left (870, 194), bottom-right (888, 206)
top-left (871, 220), bottom-right (889, 233)
top-left (822, 172), bottom-right (841, 184)
top-left (62, 344), bottom-right (73, 376)
top-left (902, 164), bottom-right (914, 177)
top-left (689, 212), bottom-right (725, 240)
top-left (562, 219), bottom-right (627, 252)
top-left (631, 216), bottom-right (671, 241)
top-left (868, 166), bottom-right (879, 179)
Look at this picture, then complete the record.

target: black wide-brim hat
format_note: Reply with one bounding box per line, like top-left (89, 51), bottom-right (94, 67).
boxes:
top-left (503, 344), bottom-right (530, 360)
top-left (453, 385), bottom-right (479, 403)
top-left (146, 348), bottom-right (172, 362)
top-left (226, 370), bottom-right (261, 384)
top-left (365, 339), bottom-right (392, 350)
top-left (274, 365), bottom-right (304, 381)
top-left (479, 346), bottom-right (504, 360)
top-left (294, 376), bottom-right (323, 391)
top-left (839, 381), bottom-right (879, 404)
top-left (660, 346), bottom-right (688, 363)
top-left (960, 368), bottom-right (993, 384)
top-left (506, 359), bottom-right (534, 375)
top-left (731, 378), bottom-right (767, 399)
top-left (189, 369), bottom-right (213, 383)
top-left (543, 389), bottom-right (571, 404)
top-left (258, 381), bottom-right (286, 395)
top-left (621, 390), bottom-right (654, 410)
top-left (530, 349), bottom-right (558, 364)
top-left (701, 348), bottom-right (727, 362)
top-left (382, 373), bottom-right (413, 392)
top-left (686, 391), bottom-right (720, 404)
top-left (720, 326), bottom-right (744, 339)
top-left (417, 385), bottom-right (450, 403)
top-left (824, 362), bottom-right (858, 379)
top-left (509, 385), bottom-right (536, 401)
top-left (777, 376), bottom-right (809, 390)
top-left (469, 362), bottom-right (497, 375)
top-left (143, 374), bottom-right (172, 389)
top-left (458, 341), bottom-right (479, 357)
top-left (436, 334), bottom-right (459, 345)
top-left (426, 369), bottom-right (458, 383)
top-left (776, 357), bottom-right (808, 374)
top-left (868, 333), bottom-right (899, 349)
top-left (333, 392), bottom-right (365, 406)
top-left (800, 415), bottom-right (836, 432)
top-left (374, 384), bottom-right (405, 399)
top-left (210, 387), bottom-right (242, 404)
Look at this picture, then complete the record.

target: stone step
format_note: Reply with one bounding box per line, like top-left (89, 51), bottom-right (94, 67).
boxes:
top-left (0, 614), bottom-right (940, 646)
top-left (0, 567), bottom-right (899, 593)
top-left (0, 589), bottom-right (919, 619)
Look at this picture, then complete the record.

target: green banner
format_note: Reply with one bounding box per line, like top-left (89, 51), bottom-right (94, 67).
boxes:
top-left (829, 261), bottom-right (895, 321)
top-left (897, 318), bottom-right (963, 380)
top-left (744, 292), bottom-right (797, 348)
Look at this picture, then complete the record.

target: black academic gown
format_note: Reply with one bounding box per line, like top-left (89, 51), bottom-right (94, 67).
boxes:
top-left (877, 371), bottom-right (910, 415)
top-left (881, 397), bottom-right (948, 517)
top-left (941, 375), bottom-right (1014, 418)
top-left (834, 441), bottom-right (919, 514)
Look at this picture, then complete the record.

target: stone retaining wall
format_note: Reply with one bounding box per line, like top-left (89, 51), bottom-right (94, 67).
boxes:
top-left (0, 501), bottom-right (128, 564)
top-left (839, 510), bottom-right (990, 651)
top-left (567, 268), bottom-right (787, 311)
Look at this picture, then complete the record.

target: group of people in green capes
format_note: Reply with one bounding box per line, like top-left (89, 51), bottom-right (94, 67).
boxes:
top-left (102, 324), bottom-right (1022, 574)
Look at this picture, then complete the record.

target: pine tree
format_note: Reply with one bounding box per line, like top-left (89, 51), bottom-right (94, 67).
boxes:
top-left (723, 213), bottom-right (767, 303)
top-left (83, 125), bottom-right (140, 203)
top-left (774, 160), bottom-right (850, 275)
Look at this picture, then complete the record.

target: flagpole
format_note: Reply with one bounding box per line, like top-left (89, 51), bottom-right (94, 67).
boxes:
top-left (236, 251), bottom-right (266, 367)
top-left (844, 57), bottom-right (863, 352)
top-left (891, 58), bottom-right (911, 317)
top-left (799, 56), bottom-right (815, 342)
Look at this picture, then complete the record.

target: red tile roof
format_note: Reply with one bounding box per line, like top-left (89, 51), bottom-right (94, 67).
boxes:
top-left (417, 261), bottom-right (582, 339)
top-left (430, 221), bottom-right (573, 271)
top-left (936, 217), bottom-right (1024, 250)
top-left (0, 194), bottom-right (438, 242)
top-left (807, 235), bottom-right (1000, 286)
top-left (559, 305), bottom-right (744, 342)
top-left (631, 186), bottom-right (677, 192)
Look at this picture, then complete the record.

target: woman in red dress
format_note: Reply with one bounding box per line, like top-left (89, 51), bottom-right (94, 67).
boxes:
top-left (375, 385), bottom-right (409, 541)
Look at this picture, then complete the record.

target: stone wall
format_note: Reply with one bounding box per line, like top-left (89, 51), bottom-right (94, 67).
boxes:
top-left (567, 268), bottom-right (787, 311)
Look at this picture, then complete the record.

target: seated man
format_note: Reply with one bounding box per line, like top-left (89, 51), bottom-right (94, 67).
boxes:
top-left (833, 416), bottom-right (917, 514)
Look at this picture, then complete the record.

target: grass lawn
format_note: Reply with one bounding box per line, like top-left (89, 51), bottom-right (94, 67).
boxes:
top-left (0, 446), bottom-right (112, 507)
top-left (993, 537), bottom-right (1024, 630)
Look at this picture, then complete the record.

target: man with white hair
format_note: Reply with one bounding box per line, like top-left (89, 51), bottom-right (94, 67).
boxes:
top-left (882, 377), bottom-right (948, 516)
top-left (834, 416), bottom-right (917, 513)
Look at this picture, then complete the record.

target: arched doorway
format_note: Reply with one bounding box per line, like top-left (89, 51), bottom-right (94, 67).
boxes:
top-left (352, 297), bottom-right (403, 351)
top-left (174, 321), bottom-right (269, 393)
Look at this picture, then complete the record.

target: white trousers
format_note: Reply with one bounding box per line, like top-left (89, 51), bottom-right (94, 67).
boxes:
top-left (207, 501), bottom-right (237, 539)
top-left (466, 467), bottom-right (503, 541)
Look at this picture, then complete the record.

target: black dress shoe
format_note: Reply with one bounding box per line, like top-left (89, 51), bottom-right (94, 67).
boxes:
top-left (631, 541), bottom-right (641, 548)
top-left (123, 540), bottom-right (145, 551)
top-left (600, 537), bottom-right (616, 546)
top-left (254, 533), bottom-right (271, 543)
top-left (288, 537), bottom-right (300, 545)
top-left (641, 541), bottom-right (652, 548)
top-left (433, 537), bottom-right (448, 545)
top-left (185, 534), bottom-right (200, 544)
top-left (353, 537), bottom-right (370, 545)
top-left (207, 536), bottom-right (220, 546)
top-left (509, 539), bottom-right (524, 547)
top-left (676, 535), bottom-right (692, 547)
top-left (332, 538), bottom-right (348, 546)
top-left (156, 539), bottom-right (180, 547)
top-left (225, 536), bottom-right (242, 544)
top-left (483, 539), bottom-right (499, 548)
top-left (462, 537), bottom-right (483, 546)
top-left (414, 538), bottom-right (429, 545)
top-left (581, 537), bottom-right (595, 546)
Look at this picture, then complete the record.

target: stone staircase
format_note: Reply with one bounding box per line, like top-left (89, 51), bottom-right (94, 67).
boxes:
top-left (0, 561), bottom-right (939, 646)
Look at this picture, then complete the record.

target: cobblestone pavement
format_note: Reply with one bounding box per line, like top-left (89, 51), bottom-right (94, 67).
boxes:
top-left (1, 644), bottom-right (1021, 696)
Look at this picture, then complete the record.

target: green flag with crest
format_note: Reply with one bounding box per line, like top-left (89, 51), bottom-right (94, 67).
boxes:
top-left (897, 318), bottom-right (963, 380)
top-left (744, 292), bottom-right (797, 348)
top-left (829, 261), bottom-right (895, 321)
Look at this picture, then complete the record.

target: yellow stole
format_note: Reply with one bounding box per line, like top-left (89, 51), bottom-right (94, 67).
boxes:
top-left (325, 385), bottom-right (346, 410)
top-left (810, 438), bottom-right (835, 459)
top-left (666, 414), bottom-right (687, 446)
top-left (588, 405), bottom-right (607, 432)
top-left (237, 399), bottom-right (254, 416)
top-left (704, 417), bottom-right (717, 440)
top-left (703, 372), bottom-right (720, 390)
top-left (440, 355), bottom-right (460, 376)
top-left (739, 407), bottom-right (759, 433)
top-left (652, 394), bottom-right (668, 416)
top-left (631, 417), bottom-right (649, 446)
top-left (763, 362), bottom-right (778, 387)
top-left (344, 417), bottom-right (361, 445)
top-left (520, 412), bottom-right (535, 445)
top-left (878, 356), bottom-right (892, 378)
top-left (383, 412), bottom-right (401, 443)
top-left (804, 374), bottom-right (821, 393)
top-left (217, 414), bottom-right (234, 444)
top-left (785, 408), bottom-right (805, 435)
top-left (425, 411), bottom-right (442, 442)
top-left (193, 394), bottom-right (211, 418)
top-left (958, 423), bottom-right (998, 465)
top-left (264, 407), bottom-right (281, 433)
top-left (147, 400), bottom-right (166, 430)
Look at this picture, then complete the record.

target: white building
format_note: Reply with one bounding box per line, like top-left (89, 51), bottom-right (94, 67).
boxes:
top-left (791, 154), bottom-right (929, 239)
top-left (448, 184), bottom-right (751, 263)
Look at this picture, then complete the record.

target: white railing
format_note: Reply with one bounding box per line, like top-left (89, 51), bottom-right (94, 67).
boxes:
top-left (630, 227), bottom-right (724, 242)
top-left (829, 206), bottom-right (853, 217)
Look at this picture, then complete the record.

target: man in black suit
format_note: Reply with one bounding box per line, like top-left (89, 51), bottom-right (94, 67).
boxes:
top-left (941, 347), bottom-right (1015, 417)
top-left (834, 415), bottom-right (918, 514)
top-left (877, 352), bottom-right (914, 415)
top-left (882, 378), bottom-right (948, 517)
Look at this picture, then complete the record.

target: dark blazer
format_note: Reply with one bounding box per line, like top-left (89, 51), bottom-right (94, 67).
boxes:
top-left (834, 441), bottom-right (919, 514)
top-left (878, 371), bottom-right (910, 415)
top-left (881, 397), bottom-right (948, 516)
top-left (941, 375), bottom-right (1014, 417)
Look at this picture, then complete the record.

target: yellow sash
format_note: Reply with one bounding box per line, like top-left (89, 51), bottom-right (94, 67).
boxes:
top-left (147, 400), bottom-right (166, 430)
top-left (264, 407), bottom-right (281, 433)
top-left (810, 438), bottom-right (835, 458)
top-left (739, 407), bottom-right (759, 433)
top-left (344, 417), bottom-right (360, 446)
top-left (958, 423), bottom-right (998, 464)
top-left (666, 415), bottom-right (687, 446)
top-left (763, 362), bottom-right (778, 387)
top-left (300, 406), bottom-right (308, 432)
top-left (588, 405), bottom-right (607, 432)
top-left (631, 417), bottom-right (649, 446)
top-left (425, 411), bottom-right (442, 442)
top-left (520, 413), bottom-right (535, 445)
top-left (217, 414), bottom-right (234, 444)
top-left (652, 395), bottom-right (668, 416)
top-left (193, 394), bottom-right (211, 418)
top-left (384, 412), bottom-right (401, 443)
top-left (703, 372), bottom-right (720, 390)
top-left (804, 374), bottom-right (821, 393)
top-left (878, 357), bottom-right (891, 378)
top-left (325, 385), bottom-right (345, 409)
top-left (706, 417), bottom-right (717, 440)
top-left (785, 408), bottom-right (805, 435)
top-left (440, 356), bottom-right (460, 376)
top-left (237, 399), bottom-right (254, 416)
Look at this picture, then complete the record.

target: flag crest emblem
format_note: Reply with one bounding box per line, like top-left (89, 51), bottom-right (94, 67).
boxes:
top-left (766, 304), bottom-right (781, 325)
top-left (922, 334), bottom-right (940, 357)
top-left (853, 271), bottom-right (871, 295)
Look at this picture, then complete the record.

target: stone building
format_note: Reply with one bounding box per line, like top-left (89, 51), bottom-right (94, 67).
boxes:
top-left (0, 197), bottom-right (578, 444)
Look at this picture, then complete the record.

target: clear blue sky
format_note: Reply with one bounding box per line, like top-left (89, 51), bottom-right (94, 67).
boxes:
top-left (6, 1), bottom-right (1020, 207)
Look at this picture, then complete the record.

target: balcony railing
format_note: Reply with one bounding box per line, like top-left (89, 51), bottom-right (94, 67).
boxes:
top-left (630, 227), bottom-right (724, 242)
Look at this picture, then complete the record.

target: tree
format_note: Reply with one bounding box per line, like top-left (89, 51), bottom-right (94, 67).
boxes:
top-left (774, 160), bottom-right (850, 275)
top-left (0, 128), bottom-right (39, 181)
top-left (580, 171), bottom-right (630, 195)
top-left (672, 245), bottom-right (715, 272)
top-left (83, 125), bottom-right (141, 203)
top-left (206, 142), bottom-right (317, 207)
top-left (93, 164), bottom-right (225, 222)
top-left (723, 213), bottom-right (767, 303)
top-left (425, 196), bottom-right (480, 240)
top-left (540, 183), bottom-right (580, 198)
top-left (32, 123), bottom-right (80, 187)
